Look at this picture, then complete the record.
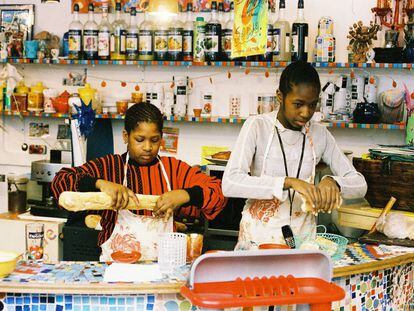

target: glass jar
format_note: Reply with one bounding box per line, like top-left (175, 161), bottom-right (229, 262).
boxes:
top-left (8, 175), bottom-right (29, 214)
top-left (11, 93), bottom-right (28, 112)
top-left (116, 100), bottom-right (128, 114)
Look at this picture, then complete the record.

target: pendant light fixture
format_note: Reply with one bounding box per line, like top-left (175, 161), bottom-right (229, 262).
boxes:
top-left (148, 0), bottom-right (178, 16)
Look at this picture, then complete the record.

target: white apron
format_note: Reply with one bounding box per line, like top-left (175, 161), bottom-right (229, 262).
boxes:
top-left (100, 153), bottom-right (173, 261)
top-left (237, 126), bottom-right (317, 249)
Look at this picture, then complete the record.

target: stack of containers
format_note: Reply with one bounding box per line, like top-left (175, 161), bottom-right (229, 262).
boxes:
top-left (314, 17), bottom-right (335, 62)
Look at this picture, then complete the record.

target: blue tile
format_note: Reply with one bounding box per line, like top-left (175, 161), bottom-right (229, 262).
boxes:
top-left (5, 297), bottom-right (14, 304)
top-left (108, 297), bottom-right (116, 305)
top-left (24, 297), bottom-right (30, 304)
top-left (32, 306), bottom-right (39, 311)
top-left (40, 305), bottom-right (46, 311)
top-left (126, 298), bottom-right (134, 305)
top-left (109, 307), bottom-right (117, 311)
top-left (74, 305), bottom-right (82, 311)
top-left (83, 306), bottom-right (90, 311)
top-left (74, 296), bottom-right (81, 304)
top-left (32, 296), bottom-right (40, 303)
top-left (100, 297), bottom-right (108, 305)
top-left (118, 298), bottom-right (125, 305)
top-left (24, 305), bottom-right (30, 311)
top-left (16, 307), bottom-right (22, 311)
top-left (56, 296), bottom-right (63, 303)
top-left (40, 297), bottom-right (47, 303)
top-left (82, 297), bottom-right (90, 304)
top-left (65, 304), bottom-right (73, 310)
top-left (136, 297), bottom-right (144, 303)
top-left (91, 297), bottom-right (99, 305)
top-left (65, 295), bottom-right (73, 303)
top-left (92, 307), bottom-right (100, 311)
top-left (55, 305), bottom-right (63, 311)
top-left (16, 298), bottom-right (23, 304)
top-left (147, 295), bottom-right (155, 303)
top-left (146, 304), bottom-right (154, 311)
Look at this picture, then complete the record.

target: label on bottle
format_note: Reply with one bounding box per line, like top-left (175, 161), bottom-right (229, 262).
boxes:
top-left (285, 33), bottom-right (291, 53)
top-left (113, 28), bottom-right (127, 55)
top-left (182, 29), bottom-right (193, 59)
top-left (266, 24), bottom-right (273, 55)
top-left (273, 28), bottom-right (281, 56)
top-left (98, 30), bottom-right (110, 57)
top-left (154, 30), bottom-right (168, 55)
top-left (110, 34), bottom-right (115, 53)
top-left (177, 85), bottom-right (187, 95)
top-left (139, 30), bottom-right (153, 55)
top-left (304, 35), bottom-right (308, 53)
top-left (222, 28), bottom-right (232, 58)
top-left (120, 29), bottom-right (127, 53)
top-left (83, 29), bottom-right (98, 53)
top-left (126, 32), bottom-right (138, 55)
top-left (168, 29), bottom-right (183, 53)
top-left (205, 29), bottom-right (219, 53)
top-left (194, 24), bottom-right (205, 62)
top-left (68, 29), bottom-right (82, 54)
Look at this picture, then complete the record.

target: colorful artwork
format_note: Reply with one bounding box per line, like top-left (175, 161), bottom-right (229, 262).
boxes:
top-left (231, 0), bottom-right (268, 58)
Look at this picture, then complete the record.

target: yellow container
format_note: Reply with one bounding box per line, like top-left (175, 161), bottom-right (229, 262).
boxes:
top-left (28, 82), bottom-right (46, 112)
top-left (16, 81), bottom-right (30, 94)
top-left (0, 251), bottom-right (20, 278)
top-left (78, 83), bottom-right (96, 106)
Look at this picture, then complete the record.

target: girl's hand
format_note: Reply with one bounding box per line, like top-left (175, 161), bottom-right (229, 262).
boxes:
top-left (284, 177), bottom-right (321, 211)
top-left (95, 179), bottom-right (139, 210)
top-left (316, 177), bottom-right (341, 213)
top-left (153, 190), bottom-right (190, 222)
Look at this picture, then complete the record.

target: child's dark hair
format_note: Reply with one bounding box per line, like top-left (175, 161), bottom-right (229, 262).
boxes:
top-left (124, 103), bottom-right (163, 134)
top-left (279, 61), bottom-right (321, 96)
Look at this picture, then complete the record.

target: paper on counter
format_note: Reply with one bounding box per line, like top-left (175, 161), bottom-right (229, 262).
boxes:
top-left (103, 263), bottom-right (163, 283)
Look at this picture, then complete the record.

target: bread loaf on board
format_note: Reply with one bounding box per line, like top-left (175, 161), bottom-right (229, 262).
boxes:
top-left (59, 191), bottom-right (159, 212)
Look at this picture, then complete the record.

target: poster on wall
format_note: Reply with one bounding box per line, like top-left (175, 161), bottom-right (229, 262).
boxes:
top-left (0, 4), bottom-right (34, 42)
top-left (231, 0), bottom-right (267, 58)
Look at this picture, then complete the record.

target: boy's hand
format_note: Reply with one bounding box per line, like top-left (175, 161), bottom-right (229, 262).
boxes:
top-left (95, 179), bottom-right (139, 210)
top-left (316, 177), bottom-right (341, 213)
top-left (153, 190), bottom-right (190, 222)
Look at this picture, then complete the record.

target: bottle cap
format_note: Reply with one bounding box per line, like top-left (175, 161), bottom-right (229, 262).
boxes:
top-left (279, 0), bottom-right (286, 9)
top-left (196, 16), bottom-right (204, 22)
top-left (88, 3), bottom-right (94, 11)
top-left (73, 4), bottom-right (79, 12)
top-left (298, 0), bottom-right (304, 9)
top-left (186, 3), bottom-right (193, 11)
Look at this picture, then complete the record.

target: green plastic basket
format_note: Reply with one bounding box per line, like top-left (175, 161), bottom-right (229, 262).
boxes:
top-left (294, 226), bottom-right (348, 261)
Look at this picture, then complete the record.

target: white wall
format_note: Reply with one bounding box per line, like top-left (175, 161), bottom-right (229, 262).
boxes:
top-left (0, 0), bottom-right (411, 180)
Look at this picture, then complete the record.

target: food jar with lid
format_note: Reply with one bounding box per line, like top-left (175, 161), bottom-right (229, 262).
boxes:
top-left (8, 175), bottom-right (29, 214)
top-left (28, 82), bottom-right (46, 112)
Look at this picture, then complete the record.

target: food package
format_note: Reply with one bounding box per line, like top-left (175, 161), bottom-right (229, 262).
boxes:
top-left (376, 213), bottom-right (414, 240)
top-left (59, 191), bottom-right (159, 212)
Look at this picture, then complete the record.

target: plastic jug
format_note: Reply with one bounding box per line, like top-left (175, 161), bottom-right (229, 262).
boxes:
top-left (78, 83), bottom-right (96, 106)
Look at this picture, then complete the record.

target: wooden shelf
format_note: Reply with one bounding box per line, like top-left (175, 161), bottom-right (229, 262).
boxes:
top-left (2, 58), bottom-right (413, 69)
top-left (0, 111), bottom-right (406, 129)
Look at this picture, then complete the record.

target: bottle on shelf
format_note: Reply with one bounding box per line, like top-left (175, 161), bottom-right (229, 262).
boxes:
top-left (273, 0), bottom-right (291, 62)
top-left (168, 13), bottom-right (184, 61)
top-left (83, 3), bottom-right (99, 60)
top-left (98, 5), bottom-right (111, 60)
top-left (205, 1), bottom-right (222, 61)
top-left (68, 4), bottom-right (83, 60)
top-left (138, 12), bottom-right (154, 60)
top-left (291, 0), bottom-right (309, 62)
top-left (193, 17), bottom-right (206, 62)
top-left (218, 1), bottom-right (226, 25)
top-left (111, 0), bottom-right (127, 60)
top-left (260, 1), bottom-right (274, 61)
top-left (126, 7), bottom-right (139, 60)
top-left (182, 3), bottom-right (194, 61)
top-left (154, 19), bottom-right (169, 61)
top-left (221, 1), bottom-right (234, 61)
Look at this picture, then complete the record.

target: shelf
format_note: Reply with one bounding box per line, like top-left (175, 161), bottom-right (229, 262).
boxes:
top-left (0, 111), bottom-right (406, 129)
top-left (2, 58), bottom-right (413, 69)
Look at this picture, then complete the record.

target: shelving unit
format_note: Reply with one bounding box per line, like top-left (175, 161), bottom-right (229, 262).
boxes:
top-left (2, 58), bottom-right (413, 69)
top-left (0, 110), bottom-right (406, 130)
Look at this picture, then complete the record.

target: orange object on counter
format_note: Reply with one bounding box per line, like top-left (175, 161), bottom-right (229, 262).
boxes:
top-left (258, 243), bottom-right (290, 250)
top-left (111, 251), bottom-right (141, 263)
top-left (187, 233), bottom-right (203, 263)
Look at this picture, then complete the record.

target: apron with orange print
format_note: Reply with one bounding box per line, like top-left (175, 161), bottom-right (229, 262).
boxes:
top-left (236, 126), bottom-right (317, 250)
top-left (100, 153), bottom-right (173, 262)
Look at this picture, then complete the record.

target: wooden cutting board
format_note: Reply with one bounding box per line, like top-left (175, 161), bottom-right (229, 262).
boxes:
top-left (359, 231), bottom-right (414, 247)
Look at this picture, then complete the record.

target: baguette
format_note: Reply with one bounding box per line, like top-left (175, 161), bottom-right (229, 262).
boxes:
top-left (59, 191), bottom-right (159, 212)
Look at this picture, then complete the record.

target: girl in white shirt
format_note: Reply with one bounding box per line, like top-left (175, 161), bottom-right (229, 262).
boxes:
top-left (222, 62), bottom-right (367, 248)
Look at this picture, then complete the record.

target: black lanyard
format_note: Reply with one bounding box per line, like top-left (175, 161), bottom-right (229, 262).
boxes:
top-left (275, 127), bottom-right (306, 217)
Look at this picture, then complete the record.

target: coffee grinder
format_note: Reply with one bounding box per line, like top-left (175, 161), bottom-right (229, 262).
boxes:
top-left (29, 150), bottom-right (71, 218)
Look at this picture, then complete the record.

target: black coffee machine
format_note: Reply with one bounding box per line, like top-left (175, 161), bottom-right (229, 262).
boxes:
top-left (29, 160), bottom-right (71, 218)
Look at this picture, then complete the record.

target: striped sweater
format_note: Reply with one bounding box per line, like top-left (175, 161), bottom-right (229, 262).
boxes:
top-left (51, 153), bottom-right (226, 245)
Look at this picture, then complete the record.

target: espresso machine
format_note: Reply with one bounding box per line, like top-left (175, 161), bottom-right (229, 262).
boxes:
top-left (29, 159), bottom-right (71, 218)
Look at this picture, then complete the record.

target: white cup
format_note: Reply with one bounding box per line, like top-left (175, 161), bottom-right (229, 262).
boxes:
top-left (157, 233), bottom-right (187, 273)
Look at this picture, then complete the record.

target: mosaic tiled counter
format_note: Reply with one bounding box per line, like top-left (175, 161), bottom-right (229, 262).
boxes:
top-left (0, 244), bottom-right (413, 311)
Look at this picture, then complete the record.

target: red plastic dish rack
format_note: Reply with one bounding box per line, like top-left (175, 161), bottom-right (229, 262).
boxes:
top-left (181, 249), bottom-right (345, 311)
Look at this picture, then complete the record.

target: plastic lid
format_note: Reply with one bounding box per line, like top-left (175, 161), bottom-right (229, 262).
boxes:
top-left (196, 17), bottom-right (204, 22)
top-left (30, 82), bottom-right (46, 93)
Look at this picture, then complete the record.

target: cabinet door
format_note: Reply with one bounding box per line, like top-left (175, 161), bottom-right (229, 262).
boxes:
top-left (0, 218), bottom-right (64, 262)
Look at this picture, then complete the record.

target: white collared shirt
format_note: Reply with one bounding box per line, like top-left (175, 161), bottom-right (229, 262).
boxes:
top-left (222, 110), bottom-right (367, 202)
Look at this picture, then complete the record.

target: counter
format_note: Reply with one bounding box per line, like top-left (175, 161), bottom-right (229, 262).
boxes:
top-left (0, 243), bottom-right (413, 310)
